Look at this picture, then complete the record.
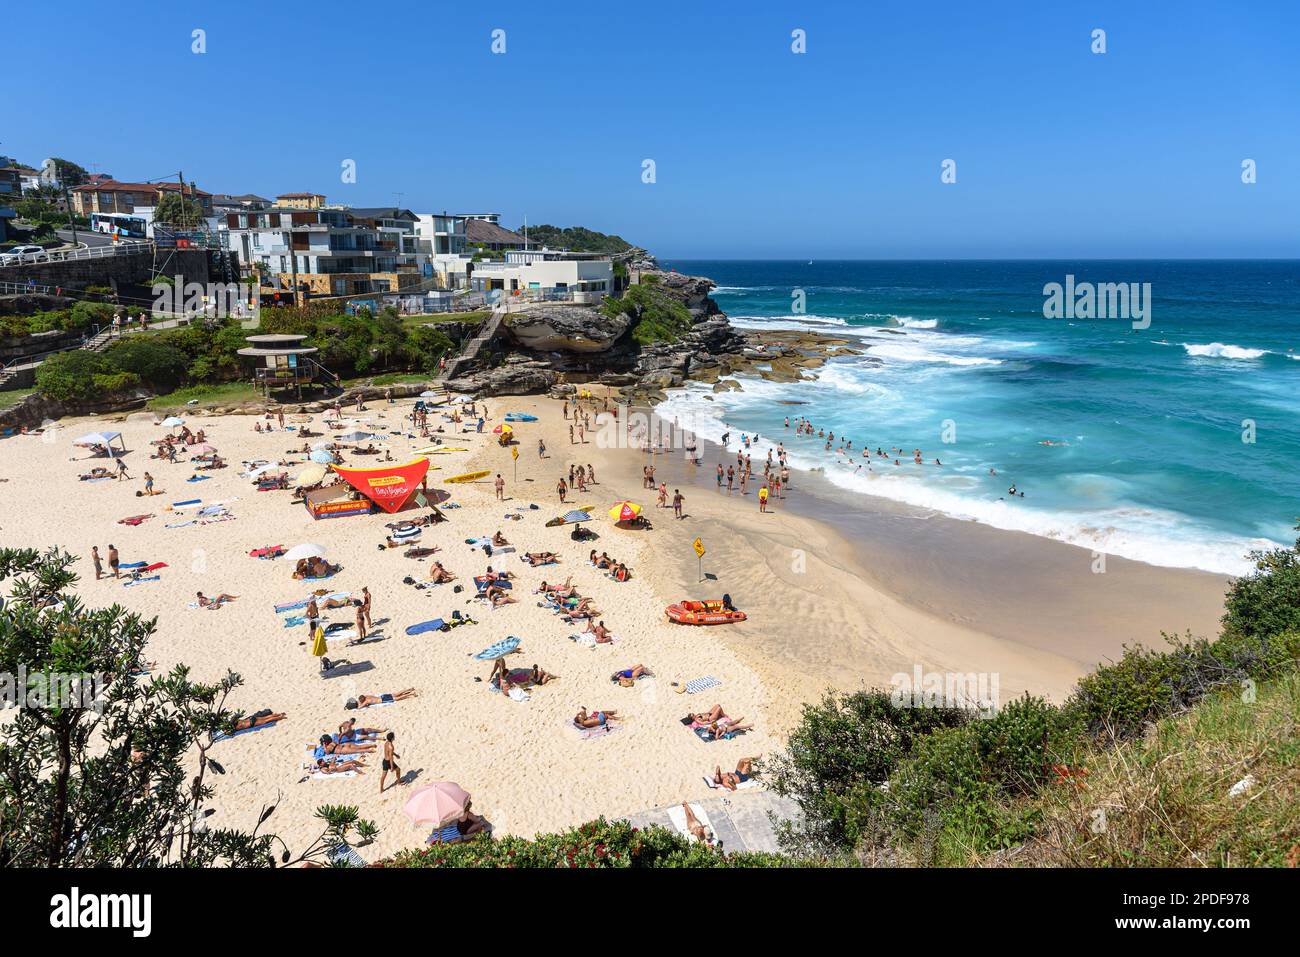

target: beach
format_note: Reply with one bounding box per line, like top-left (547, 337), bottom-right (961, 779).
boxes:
top-left (0, 389), bottom-right (1228, 858)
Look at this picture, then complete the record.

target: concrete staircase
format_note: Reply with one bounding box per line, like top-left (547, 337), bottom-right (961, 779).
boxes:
top-left (438, 305), bottom-right (505, 383)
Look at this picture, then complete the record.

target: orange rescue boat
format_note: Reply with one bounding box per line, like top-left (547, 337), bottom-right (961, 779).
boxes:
top-left (665, 600), bottom-right (746, 625)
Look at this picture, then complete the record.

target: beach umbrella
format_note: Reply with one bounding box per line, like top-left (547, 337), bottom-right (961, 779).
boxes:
top-left (563, 509), bottom-right (592, 524)
top-left (608, 501), bottom-right (642, 523)
top-left (311, 626), bottom-right (327, 658)
top-left (336, 431), bottom-right (383, 443)
top-left (420, 390), bottom-right (437, 398)
top-left (160, 416), bottom-right (185, 428)
top-left (403, 782), bottom-right (470, 827)
top-left (492, 424), bottom-right (512, 435)
top-left (311, 440), bottom-right (336, 450)
top-left (192, 444), bottom-right (217, 455)
top-left (309, 449), bottom-right (334, 464)
top-left (283, 543), bottom-right (327, 562)
top-left (416, 488), bottom-right (451, 507)
top-left (245, 463), bottom-right (278, 480)
top-left (295, 463), bottom-right (328, 485)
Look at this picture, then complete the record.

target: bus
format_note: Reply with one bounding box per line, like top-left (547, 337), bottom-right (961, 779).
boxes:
top-left (90, 212), bottom-right (148, 240)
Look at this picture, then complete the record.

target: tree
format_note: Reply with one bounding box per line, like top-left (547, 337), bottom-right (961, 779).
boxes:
top-left (153, 191), bottom-right (203, 226)
top-left (46, 157), bottom-right (89, 188)
top-left (0, 548), bottom-right (377, 867)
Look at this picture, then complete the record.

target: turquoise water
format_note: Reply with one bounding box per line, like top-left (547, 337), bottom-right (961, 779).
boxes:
top-left (655, 260), bottom-right (1300, 575)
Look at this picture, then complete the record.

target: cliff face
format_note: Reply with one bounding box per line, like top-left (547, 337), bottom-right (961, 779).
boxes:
top-left (446, 269), bottom-right (748, 399)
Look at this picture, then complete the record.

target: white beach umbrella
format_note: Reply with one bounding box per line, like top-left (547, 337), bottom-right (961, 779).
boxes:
top-left (283, 544), bottom-right (328, 562)
top-left (160, 416), bottom-right (185, 428)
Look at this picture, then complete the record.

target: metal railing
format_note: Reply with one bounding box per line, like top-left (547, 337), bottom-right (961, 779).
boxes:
top-left (0, 241), bottom-right (154, 268)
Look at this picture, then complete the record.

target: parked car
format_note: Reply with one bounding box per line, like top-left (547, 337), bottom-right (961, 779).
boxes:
top-left (0, 245), bottom-right (46, 266)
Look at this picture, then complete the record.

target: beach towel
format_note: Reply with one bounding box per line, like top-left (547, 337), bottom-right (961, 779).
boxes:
top-left (473, 576), bottom-right (512, 592)
top-left (474, 636), bottom-right (520, 660)
top-left (684, 676), bottom-right (723, 695)
top-left (117, 514), bottom-right (153, 526)
top-left (171, 498), bottom-right (201, 508)
top-left (123, 575), bottom-right (160, 586)
top-left (426, 824), bottom-right (464, 846)
top-left (568, 632), bottom-right (618, 648)
top-left (703, 774), bottom-right (757, 791)
top-left (666, 803), bottom-right (716, 844)
top-left (283, 616), bottom-right (307, 628)
top-left (569, 720), bottom-right (621, 741)
top-left (119, 561), bottom-right (148, 569)
top-left (405, 619), bottom-right (446, 636)
top-left (213, 720), bottom-right (281, 743)
top-left (186, 475), bottom-right (211, 483)
top-left (302, 747), bottom-right (359, 779)
top-left (693, 725), bottom-right (746, 743)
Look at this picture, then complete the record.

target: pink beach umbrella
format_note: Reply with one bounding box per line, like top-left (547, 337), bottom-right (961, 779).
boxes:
top-left (192, 443), bottom-right (217, 455)
top-left (403, 782), bottom-right (470, 827)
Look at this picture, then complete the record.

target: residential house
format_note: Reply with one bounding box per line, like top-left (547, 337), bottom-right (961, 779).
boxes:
top-left (69, 180), bottom-right (213, 218)
top-left (469, 248), bottom-right (613, 304)
top-left (465, 218), bottom-right (528, 252)
top-left (224, 207), bottom-right (422, 297)
top-left (275, 192), bottom-right (327, 210)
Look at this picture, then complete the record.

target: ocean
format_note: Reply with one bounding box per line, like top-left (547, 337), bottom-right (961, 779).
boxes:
top-left (654, 260), bottom-right (1300, 576)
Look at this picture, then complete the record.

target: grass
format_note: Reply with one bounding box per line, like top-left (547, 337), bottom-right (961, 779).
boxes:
top-left (401, 310), bottom-right (488, 329)
top-left (0, 388), bottom-right (36, 410)
top-left (994, 666), bottom-right (1300, 867)
top-left (341, 372), bottom-right (432, 387)
top-left (146, 381), bottom-right (262, 411)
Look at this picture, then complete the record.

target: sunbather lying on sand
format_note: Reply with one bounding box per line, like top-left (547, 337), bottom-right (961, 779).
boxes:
top-left (294, 558), bottom-right (339, 580)
top-left (611, 664), bottom-right (651, 686)
top-left (229, 709), bottom-right (285, 732)
top-left (489, 658), bottom-right (556, 689)
top-left (485, 584), bottom-right (516, 607)
top-left (713, 756), bottom-right (760, 791)
top-left (710, 718), bottom-right (752, 739)
top-left (80, 467), bottom-right (113, 481)
top-left (428, 561), bottom-right (456, 583)
top-left (483, 565), bottom-right (514, 582)
top-left (345, 688), bottom-right (418, 710)
top-left (589, 550), bottom-right (612, 568)
top-left (536, 577), bottom-right (576, 598)
top-left (564, 597), bottom-right (600, 620)
top-left (313, 757), bottom-right (366, 774)
top-left (196, 591), bottom-right (238, 609)
top-left (681, 802), bottom-right (714, 844)
top-left (316, 734), bottom-right (375, 756)
top-left (583, 619), bottom-right (614, 643)
top-left (574, 707), bottom-right (619, 729)
top-left (692, 704), bottom-right (732, 725)
top-left (523, 551), bottom-right (560, 566)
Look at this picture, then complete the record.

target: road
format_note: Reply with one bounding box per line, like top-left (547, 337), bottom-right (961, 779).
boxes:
top-left (55, 228), bottom-right (114, 247)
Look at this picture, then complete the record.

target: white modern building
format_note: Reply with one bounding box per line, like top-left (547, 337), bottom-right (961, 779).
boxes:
top-left (469, 248), bottom-right (613, 304)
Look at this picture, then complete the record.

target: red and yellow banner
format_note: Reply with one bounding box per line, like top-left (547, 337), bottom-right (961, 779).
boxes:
top-left (330, 458), bottom-right (430, 514)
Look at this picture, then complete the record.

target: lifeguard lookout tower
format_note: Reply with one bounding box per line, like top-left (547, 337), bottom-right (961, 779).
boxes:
top-left (237, 334), bottom-right (337, 397)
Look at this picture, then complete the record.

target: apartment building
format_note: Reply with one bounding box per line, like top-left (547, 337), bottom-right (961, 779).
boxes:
top-left (69, 180), bottom-right (213, 218)
top-left (275, 192), bottom-right (327, 210)
top-left (469, 248), bottom-right (613, 304)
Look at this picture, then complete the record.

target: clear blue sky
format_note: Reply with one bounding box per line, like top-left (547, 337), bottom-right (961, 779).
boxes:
top-left (5, 0), bottom-right (1297, 259)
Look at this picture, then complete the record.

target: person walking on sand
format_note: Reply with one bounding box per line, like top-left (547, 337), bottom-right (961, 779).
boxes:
top-left (379, 732), bottom-right (401, 792)
top-left (305, 596), bottom-right (320, 636)
top-left (143, 472), bottom-right (154, 496)
top-left (116, 458), bottom-right (130, 481)
top-left (673, 489), bottom-right (684, 520)
top-left (759, 484), bottom-right (769, 513)
top-left (495, 473), bottom-right (505, 500)
top-left (557, 477), bottom-right (568, 503)
top-left (360, 586), bottom-right (373, 630)
top-left (91, 545), bottom-right (103, 581)
top-left (108, 544), bottom-right (120, 578)
top-left (569, 424), bottom-right (575, 445)
top-left (538, 438), bottom-right (546, 459)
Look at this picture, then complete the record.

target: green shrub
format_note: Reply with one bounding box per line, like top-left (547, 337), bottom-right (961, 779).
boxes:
top-left (386, 817), bottom-right (797, 868)
top-left (1221, 531), bottom-right (1300, 643)
top-left (69, 301), bottom-right (115, 331)
top-left (104, 337), bottom-right (189, 393)
top-left (34, 350), bottom-right (113, 401)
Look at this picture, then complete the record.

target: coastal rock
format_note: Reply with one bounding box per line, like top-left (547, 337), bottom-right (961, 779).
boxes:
top-left (503, 304), bottom-right (631, 353)
top-left (446, 355), bottom-right (558, 396)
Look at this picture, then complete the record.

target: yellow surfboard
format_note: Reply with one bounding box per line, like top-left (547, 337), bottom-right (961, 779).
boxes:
top-left (444, 469), bottom-right (491, 484)
top-left (415, 446), bottom-right (469, 455)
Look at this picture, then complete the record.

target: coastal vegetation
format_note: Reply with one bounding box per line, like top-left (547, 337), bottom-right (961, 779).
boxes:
top-left (600, 280), bottom-right (694, 345)
top-left (27, 304), bottom-right (458, 407)
top-left (766, 529), bottom-right (1300, 866)
top-left (512, 224), bottom-right (636, 255)
top-left (386, 817), bottom-right (796, 868)
top-left (0, 547), bottom-right (376, 867)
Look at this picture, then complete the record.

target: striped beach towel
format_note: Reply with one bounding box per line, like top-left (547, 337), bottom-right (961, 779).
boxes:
top-left (684, 676), bottom-right (722, 695)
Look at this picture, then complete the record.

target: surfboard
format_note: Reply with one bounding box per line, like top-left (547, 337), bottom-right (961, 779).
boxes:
top-left (504, 413), bottom-right (537, 422)
top-left (444, 469), bottom-right (490, 484)
top-left (415, 446), bottom-right (469, 455)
